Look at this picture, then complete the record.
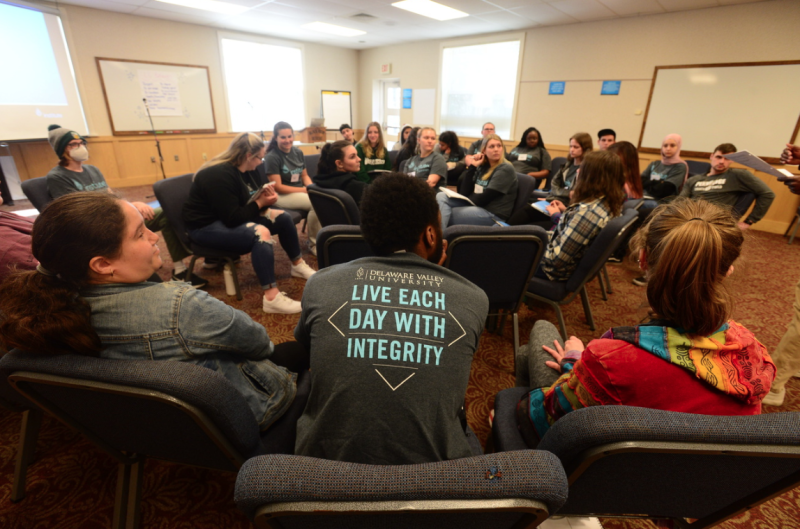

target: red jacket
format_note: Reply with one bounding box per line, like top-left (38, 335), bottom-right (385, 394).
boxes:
top-left (0, 212), bottom-right (36, 282)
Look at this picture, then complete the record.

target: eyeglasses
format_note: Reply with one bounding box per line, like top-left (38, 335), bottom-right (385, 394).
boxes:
top-left (66, 141), bottom-right (87, 148)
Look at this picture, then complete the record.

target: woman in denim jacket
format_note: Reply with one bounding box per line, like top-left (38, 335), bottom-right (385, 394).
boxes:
top-left (0, 192), bottom-right (306, 432)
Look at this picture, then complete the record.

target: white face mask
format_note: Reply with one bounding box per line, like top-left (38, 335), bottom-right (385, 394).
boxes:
top-left (69, 145), bottom-right (89, 162)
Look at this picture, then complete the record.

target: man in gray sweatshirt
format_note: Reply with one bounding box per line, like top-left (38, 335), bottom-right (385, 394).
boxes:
top-left (294, 173), bottom-right (489, 465)
top-left (679, 143), bottom-right (775, 229)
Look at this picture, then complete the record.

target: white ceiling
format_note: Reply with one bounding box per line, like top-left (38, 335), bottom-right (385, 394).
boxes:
top-left (53, 0), bottom-right (772, 49)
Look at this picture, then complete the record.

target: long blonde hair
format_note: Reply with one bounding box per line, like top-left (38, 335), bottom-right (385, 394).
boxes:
top-left (479, 134), bottom-right (512, 181)
top-left (201, 132), bottom-right (263, 170)
top-left (358, 122), bottom-right (386, 159)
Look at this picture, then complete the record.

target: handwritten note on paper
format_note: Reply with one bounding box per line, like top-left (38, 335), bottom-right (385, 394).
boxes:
top-left (139, 70), bottom-right (182, 116)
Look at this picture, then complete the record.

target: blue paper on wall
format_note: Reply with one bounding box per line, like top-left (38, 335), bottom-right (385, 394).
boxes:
top-left (549, 82), bottom-right (565, 95)
top-left (601, 80), bottom-right (621, 95)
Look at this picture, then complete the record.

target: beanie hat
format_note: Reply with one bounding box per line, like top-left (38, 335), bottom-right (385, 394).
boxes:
top-left (48, 124), bottom-right (84, 158)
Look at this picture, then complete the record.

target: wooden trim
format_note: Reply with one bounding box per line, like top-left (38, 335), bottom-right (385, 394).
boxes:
top-left (637, 65), bottom-right (659, 151)
top-left (95, 57), bottom-right (217, 136)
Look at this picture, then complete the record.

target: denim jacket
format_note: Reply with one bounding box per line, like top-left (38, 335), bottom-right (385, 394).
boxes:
top-left (79, 281), bottom-right (297, 430)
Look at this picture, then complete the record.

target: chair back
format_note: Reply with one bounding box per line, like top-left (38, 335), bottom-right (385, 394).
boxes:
top-left (235, 451), bottom-right (568, 528)
top-left (307, 184), bottom-right (360, 226)
top-left (2, 351), bottom-right (266, 471)
top-left (686, 160), bottom-right (711, 176)
top-left (316, 225), bottom-right (374, 269)
top-left (444, 225), bottom-right (547, 312)
top-left (547, 157), bottom-right (567, 190)
top-left (513, 173), bottom-right (539, 215)
top-left (389, 150), bottom-right (399, 165)
top-left (152, 173), bottom-right (195, 251)
top-left (20, 177), bottom-right (52, 212)
top-left (537, 406), bottom-right (800, 527)
top-left (305, 153), bottom-right (320, 178)
top-left (623, 199), bottom-right (643, 211)
top-left (564, 208), bottom-right (638, 293)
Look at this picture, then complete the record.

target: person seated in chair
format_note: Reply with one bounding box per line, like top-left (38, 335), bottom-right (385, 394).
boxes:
top-left (0, 192), bottom-right (309, 433)
top-left (597, 128), bottom-right (616, 151)
top-left (508, 199), bottom-right (775, 449)
top-left (44, 124), bottom-right (207, 288)
top-left (312, 140), bottom-right (368, 205)
top-left (339, 123), bottom-right (355, 145)
top-left (679, 143), bottom-right (775, 230)
top-left (294, 174), bottom-right (489, 465)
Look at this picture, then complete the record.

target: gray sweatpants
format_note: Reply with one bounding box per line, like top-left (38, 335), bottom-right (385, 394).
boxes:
top-left (515, 320), bottom-right (564, 388)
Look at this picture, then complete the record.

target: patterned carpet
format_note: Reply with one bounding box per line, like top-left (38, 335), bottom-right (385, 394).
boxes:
top-left (1, 186), bottom-right (799, 528)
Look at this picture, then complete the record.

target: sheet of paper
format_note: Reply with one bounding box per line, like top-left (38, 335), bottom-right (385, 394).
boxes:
top-left (724, 150), bottom-right (795, 180)
top-left (440, 186), bottom-right (475, 206)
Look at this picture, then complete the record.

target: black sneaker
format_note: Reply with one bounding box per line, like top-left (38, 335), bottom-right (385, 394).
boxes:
top-left (172, 270), bottom-right (209, 289)
top-left (632, 275), bottom-right (647, 287)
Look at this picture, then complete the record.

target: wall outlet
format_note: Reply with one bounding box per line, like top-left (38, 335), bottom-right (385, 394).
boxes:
top-left (202, 153), bottom-right (207, 161)
top-left (174, 155), bottom-right (179, 161)
top-left (150, 156), bottom-right (156, 163)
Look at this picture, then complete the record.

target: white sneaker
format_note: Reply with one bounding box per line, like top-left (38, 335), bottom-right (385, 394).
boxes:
top-left (263, 292), bottom-right (301, 314)
top-left (762, 386), bottom-right (785, 407)
top-left (291, 260), bottom-right (316, 280)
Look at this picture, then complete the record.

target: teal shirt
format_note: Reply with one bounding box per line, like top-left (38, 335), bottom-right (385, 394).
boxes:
top-left (265, 147), bottom-right (306, 188)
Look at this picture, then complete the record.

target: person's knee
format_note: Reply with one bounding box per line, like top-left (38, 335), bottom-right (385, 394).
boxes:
top-left (246, 222), bottom-right (274, 245)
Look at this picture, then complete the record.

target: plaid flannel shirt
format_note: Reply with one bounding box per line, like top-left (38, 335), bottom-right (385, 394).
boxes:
top-left (542, 197), bottom-right (611, 281)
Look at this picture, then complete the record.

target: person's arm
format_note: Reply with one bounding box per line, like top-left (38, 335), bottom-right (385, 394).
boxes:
top-left (737, 170), bottom-right (776, 225)
top-left (650, 180), bottom-right (679, 199)
top-left (427, 154), bottom-right (447, 188)
top-left (527, 149), bottom-right (552, 179)
top-left (780, 144), bottom-right (800, 194)
top-left (458, 165), bottom-right (478, 196)
top-left (471, 189), bottom-right (503, 208)
top-left (199, 169), bottom-right (261, 228)
top-left (178, 288), bottom-right (275, 360)
top-left (678, 177), bottom-right (695, 198)
top-left (473, 164), bottom-right (514, 208)
top-left (547, 164), bottom-right (567, 200)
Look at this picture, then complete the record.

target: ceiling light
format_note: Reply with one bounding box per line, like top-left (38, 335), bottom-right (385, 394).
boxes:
top-left (392, 0), bottom-right (468, 21)
top-left (302, 22), bottom-right (366, 37)
top-left (155, 0), bottom-right (248, 15)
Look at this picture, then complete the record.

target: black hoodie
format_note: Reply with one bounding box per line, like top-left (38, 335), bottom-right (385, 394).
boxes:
top-left (312, 171), bottom-right (368, 205)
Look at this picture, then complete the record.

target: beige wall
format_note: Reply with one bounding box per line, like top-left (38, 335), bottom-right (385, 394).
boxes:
top-left (57, 4), bottom-right (360, 137)
top-left (358, 0), bottom-right (800, 145)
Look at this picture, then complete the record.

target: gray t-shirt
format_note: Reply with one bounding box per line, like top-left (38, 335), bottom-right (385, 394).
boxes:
top-left (508, 146), bottom-right (552, 175)
top-left (641, 160), bottom-right (687, 198)
top-left (406, 152), bottom-right (448, 187)
top-left (294, 253), bottom-right (489, 465)
top-left (467, 139), bottom-right (483, 156)
top-left (265, 147), bottom-right (306, 188)
top-left (680, 168), bottom-right (776, 223)
top-left (475, 163), bottom-right (518, 220)
top-left (46, 164), bottom-right (108, 198)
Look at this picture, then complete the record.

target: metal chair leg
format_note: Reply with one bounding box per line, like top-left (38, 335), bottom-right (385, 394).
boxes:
top-left (113, 458), bottom-right (144, 529)
top-left (597, 273), bottom-right (608, 301)
top-left (553, 304), bottom-right (568, 340)
top-left (513, 313), bottom-right (519, 357)
top-left (11, 408), bottom-right (42, 502)
top-left (185, 256), bottom-right (198, 282)
top-left (790, 216), bottom-right (800, 245)
top-left (580, 286), bottom-right (596, 331)
top-left (784, 215), bottom-right (798, 237)
top-left (602, 264), bottom-right (613, 294)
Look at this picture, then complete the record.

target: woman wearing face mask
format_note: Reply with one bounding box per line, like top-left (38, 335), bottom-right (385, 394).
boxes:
top-left (509, 127), bottom-right (552, 185)
top-left (406, 127), bottom-right (448, 188)
top-left (355, 122), bottom-right (392, 183)
top-left (436, 134), bottom-right (518, 230)
top-left (184, 132), bottom-right (315, 314)
top-left (313, 140), bottom-right (368, 205)
top-left (264, 121), bottom-right (322, 253)
top-left (641, 133), bottom-right (688, 201)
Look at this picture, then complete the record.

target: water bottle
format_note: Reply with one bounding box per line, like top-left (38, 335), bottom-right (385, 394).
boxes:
top-left (223, 264), bottom-right (236, 296)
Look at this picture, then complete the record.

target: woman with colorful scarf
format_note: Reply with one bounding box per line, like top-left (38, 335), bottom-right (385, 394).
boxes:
top-left (512, 198), bottom-right (775, 448)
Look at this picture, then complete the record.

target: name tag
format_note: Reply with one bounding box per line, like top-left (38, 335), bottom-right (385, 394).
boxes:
top-left (650, 173), bottom-right (661, 181)
top-left (408, 172), bottom-right (416, 177)
top-left (291, 173), bottom-right (300, 183)
top-left (517, 154), bottom-right (527, 161)
top-left (474, 184), bottom-right (484, 194)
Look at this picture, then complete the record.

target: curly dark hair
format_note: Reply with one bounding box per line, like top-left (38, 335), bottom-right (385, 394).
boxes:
top-left (360, 173), bottom-right (439, 256)
top-left (515, 127), bottom-right (545, 151)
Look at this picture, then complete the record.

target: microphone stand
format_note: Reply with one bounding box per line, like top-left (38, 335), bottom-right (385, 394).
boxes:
top-left (143, 98), bottom-right (167, 180)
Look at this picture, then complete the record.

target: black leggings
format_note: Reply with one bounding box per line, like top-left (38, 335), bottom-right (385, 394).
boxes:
top-left (270, 341), bottom-right (310, 373)
top-left (507, 205), bottom-right (552, 229)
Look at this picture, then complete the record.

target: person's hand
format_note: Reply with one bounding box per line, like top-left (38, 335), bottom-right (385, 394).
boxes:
top-left (781, 144), bottom-right (800, 165)
top-left (437, 239), bottom-right (448, 266)
top-left (542, 336), bottom-right (585, 372)
top-left (255, 187), bottom-right (277, 209)
top-left (782, 176), bottom-right (800, 195)
top-left (470, 153), bottom-right (485, 166)
top-left (737, 221), bottom-right (750, 231)
top-left (550, 199), bottom-right (567, 213)
top-left (132, 201), bottom-right (155, 221)
top-left (545, 203), bottom-right (560, 215)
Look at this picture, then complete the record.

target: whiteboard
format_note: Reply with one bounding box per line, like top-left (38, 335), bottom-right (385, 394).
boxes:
top-left (321, 90), bottom-right (352, 131)
top-left (639, 62), bottom-right (800, 163)
top-left (96, 58), bottom-right (216, 135)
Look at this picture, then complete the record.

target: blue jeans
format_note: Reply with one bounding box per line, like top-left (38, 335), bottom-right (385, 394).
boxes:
top-left (188, 213), bottom-right (301, 290)
top-left (436, 192), bottom-right (502, 232)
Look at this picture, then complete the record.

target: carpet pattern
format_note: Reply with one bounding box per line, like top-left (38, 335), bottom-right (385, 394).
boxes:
top-left (1, 186), bottom-right (799, 528)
